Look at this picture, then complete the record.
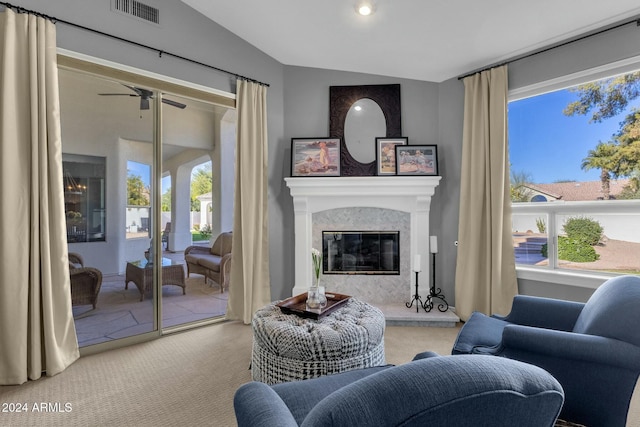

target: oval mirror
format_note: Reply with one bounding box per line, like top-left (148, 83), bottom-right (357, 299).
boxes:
top-left (344, 98), bottom-right (386, 164)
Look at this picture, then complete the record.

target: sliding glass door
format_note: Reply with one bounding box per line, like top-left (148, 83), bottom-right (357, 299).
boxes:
top-left (60, 67), bottom-right (158, 346)
top-left (160, 93), bottom-right (235, 330)
top-left (58, 56), bottom-right (236, 350)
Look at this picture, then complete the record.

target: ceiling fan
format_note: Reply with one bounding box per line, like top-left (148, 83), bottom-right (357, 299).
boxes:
top-left (98, 84), bottom-right (186, 110)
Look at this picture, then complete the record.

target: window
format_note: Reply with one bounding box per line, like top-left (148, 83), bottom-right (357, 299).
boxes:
top-left (63, 154), bottom-right (106, 243)
top-left (508, 66), bottom-right (640, 281)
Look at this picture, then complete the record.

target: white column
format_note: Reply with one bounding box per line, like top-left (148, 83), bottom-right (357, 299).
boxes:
top-left (291, 197), bottom-right (312, 296)
top-left (170, 166), bottom-right (193, 251)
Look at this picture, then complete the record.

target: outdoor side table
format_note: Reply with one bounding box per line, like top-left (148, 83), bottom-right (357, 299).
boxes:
top-left (251, 297), bottom-right (386, 384)
top-left (125, 258), bottom-right (186, 301)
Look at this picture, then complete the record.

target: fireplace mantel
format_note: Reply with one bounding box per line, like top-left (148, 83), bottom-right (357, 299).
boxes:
top-left (285, 176), bottom-right (441, 299)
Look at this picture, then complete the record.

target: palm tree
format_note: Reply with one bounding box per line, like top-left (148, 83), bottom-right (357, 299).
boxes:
top-left (618, 170), bottom-right (640, 199)
top-left (581, 142), bottom-right (618, 199)
top-left (510, 170), bottom-right (533, 202)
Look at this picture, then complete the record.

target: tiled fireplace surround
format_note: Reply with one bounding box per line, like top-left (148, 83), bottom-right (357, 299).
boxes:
top-left (285, 176), bottom-right (441, 306)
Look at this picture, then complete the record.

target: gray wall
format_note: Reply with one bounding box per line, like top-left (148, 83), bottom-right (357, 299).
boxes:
top-left (435, 77), bottom-right (465, 305)
top-left (282, 66), bottom-right (463, 303)
top-left (509, 20), bottom-right (640, 90)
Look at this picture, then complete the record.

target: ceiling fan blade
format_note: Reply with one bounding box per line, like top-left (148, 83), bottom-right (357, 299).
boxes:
top-left (98, 84), bottom-right (185, 111)
top-left (162, 98), bottom-right (187, 109)
top-left (121, 84), bottom-right (144, 96)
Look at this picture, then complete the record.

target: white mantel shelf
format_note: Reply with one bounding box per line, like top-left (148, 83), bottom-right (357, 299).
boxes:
top-left (285, 176), bottom-right (441, 298)
top-left (285, 176), bottom-right (441, 212)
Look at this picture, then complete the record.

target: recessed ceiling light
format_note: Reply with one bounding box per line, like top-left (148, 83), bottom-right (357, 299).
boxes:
top-left (358, 5), bottom-right (372, 15)
top-left (355, 2), bottom-right (375, 16)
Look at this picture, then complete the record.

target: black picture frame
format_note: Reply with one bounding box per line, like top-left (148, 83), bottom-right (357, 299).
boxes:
top-left (395, 145), bottom-right (439, 176)
top-left (291, 138), bottom-right (341, 177)
top-left (375, 137), bottom-right (408, 175)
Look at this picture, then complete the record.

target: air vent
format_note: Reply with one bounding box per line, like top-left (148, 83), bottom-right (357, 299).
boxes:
top-left (112, 0), bottom-right (159, 25)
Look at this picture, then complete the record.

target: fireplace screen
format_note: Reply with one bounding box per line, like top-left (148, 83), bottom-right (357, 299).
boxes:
top-left (322, 231), bottom-right (400, 275)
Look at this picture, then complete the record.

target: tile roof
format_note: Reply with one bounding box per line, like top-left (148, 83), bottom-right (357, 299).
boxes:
top-left (526, 179), bottom-right (630, 201)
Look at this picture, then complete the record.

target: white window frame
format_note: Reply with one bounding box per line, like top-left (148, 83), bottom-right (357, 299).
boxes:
top-left (509, 55), bottom-right (640, 288)
top-left (513, 200), bottom-right (640, 288)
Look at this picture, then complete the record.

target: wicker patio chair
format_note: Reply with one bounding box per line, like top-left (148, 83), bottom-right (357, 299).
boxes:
top-left (68, 252), bottom-right (84, 269)
top-left (184, 231), bottom-right (232, 292)
top-left (69, 252), bottom-right (103, 309)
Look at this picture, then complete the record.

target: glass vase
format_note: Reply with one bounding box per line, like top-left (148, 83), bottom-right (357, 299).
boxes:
top-left (318, 286), bottom-right (327, 307)
top-left (307, 275), bottom-right (327, 309)
top-left (307, 286), bottom-right (321, 309)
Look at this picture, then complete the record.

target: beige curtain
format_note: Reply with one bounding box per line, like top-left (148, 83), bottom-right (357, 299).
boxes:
top-left (0, 9), bottom-right (79, 385)
top-left (454, 65), bottom-right (518, 322)
top-left (226, 80), bottom-right (271, 324)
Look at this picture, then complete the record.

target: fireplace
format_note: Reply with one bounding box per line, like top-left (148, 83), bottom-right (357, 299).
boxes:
top-left (323, 231), bottom-right (400, 275)
top-left (285, 176), bottom-right (440, 305)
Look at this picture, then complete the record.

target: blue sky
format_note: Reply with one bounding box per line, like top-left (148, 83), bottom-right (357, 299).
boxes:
top-left (508, 88), bottom-right (637, 184)
top-left (127, 161), bottom-right (170, 192)
top-left (127, 161), bottom-right (150, 184)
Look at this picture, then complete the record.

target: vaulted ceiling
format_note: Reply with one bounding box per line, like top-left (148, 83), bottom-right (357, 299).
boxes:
top-left (182, 0), bottom-right (640, 82)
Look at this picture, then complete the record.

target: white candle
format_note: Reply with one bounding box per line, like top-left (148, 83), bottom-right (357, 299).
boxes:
top-left (430, 236), bottom-right (438, 254)
top-left (414, 254), bottom-right (421, 272)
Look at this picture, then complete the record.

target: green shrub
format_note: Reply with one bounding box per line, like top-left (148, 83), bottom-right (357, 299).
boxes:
top-left (557, 236), bottom-right (599, 263)
top-left (562, 216), bottom-right (603, 246)
top-left (541, 243), bottom-right (548, 258)
top-left (200, 223), bottom-right (212, 239)
top-left (536, 217), bottom-right (546, 233)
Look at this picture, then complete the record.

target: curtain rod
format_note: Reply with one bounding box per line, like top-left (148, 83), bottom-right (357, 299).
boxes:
top-left (458, 16), bottom-right (640, 81)
top-left (0, 1), bottom-right (270, 87)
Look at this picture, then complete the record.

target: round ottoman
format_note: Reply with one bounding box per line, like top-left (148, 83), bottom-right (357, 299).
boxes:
top-left (251, 298), bottom-right (386, 384)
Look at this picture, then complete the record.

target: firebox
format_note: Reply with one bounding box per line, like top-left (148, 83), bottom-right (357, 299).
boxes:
top-left (322, 231), bottom-right (400, 275)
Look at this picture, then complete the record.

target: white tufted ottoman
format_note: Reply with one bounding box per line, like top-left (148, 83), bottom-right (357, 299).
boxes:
top-left (251, 298), bottom-right (386, 384)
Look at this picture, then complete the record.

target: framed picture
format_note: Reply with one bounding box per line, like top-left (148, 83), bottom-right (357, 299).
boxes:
top-left (395, 145), bottom-right (439, 176)
top-left (291, 138), bottom-right (341, 177)
top-left (375, 137), bottom-right (408, 175)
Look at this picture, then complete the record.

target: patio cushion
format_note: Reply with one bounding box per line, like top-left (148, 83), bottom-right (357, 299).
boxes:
top-left (184, 232), bottom-right (233, 293)
top-left (212, 232), bottom-right (232, 256)
top-left (187, 253), bottom-right (222, 272)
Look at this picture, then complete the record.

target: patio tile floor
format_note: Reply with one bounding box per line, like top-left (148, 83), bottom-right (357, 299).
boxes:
top-left (72, 250), bottom-right (227, 347)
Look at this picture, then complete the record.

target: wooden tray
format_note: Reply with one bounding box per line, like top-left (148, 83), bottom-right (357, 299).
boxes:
top-left (276, 292), bottom-right (351, 320)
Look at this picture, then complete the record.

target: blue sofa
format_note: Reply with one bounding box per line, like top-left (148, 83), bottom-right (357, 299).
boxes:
top-left (234, 354), bottom-right (564, 427)
top-left (452, 275), bottom-right (640, 427)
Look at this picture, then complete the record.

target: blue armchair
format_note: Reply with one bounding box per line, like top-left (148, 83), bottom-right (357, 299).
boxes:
top-left (234, 355), bottom-right (564, 427)
top-left (452, 275), bottom-right (640, 427)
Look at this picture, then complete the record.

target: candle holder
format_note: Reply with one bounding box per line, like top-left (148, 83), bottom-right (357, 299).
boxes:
top-left (406, 271), bottom-right (426, 313)
top-left (422, 252), bottom-right (449, 312)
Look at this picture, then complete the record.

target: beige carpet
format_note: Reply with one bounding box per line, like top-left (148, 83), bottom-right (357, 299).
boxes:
top-left (1, 322), bottom-right (639, 426)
